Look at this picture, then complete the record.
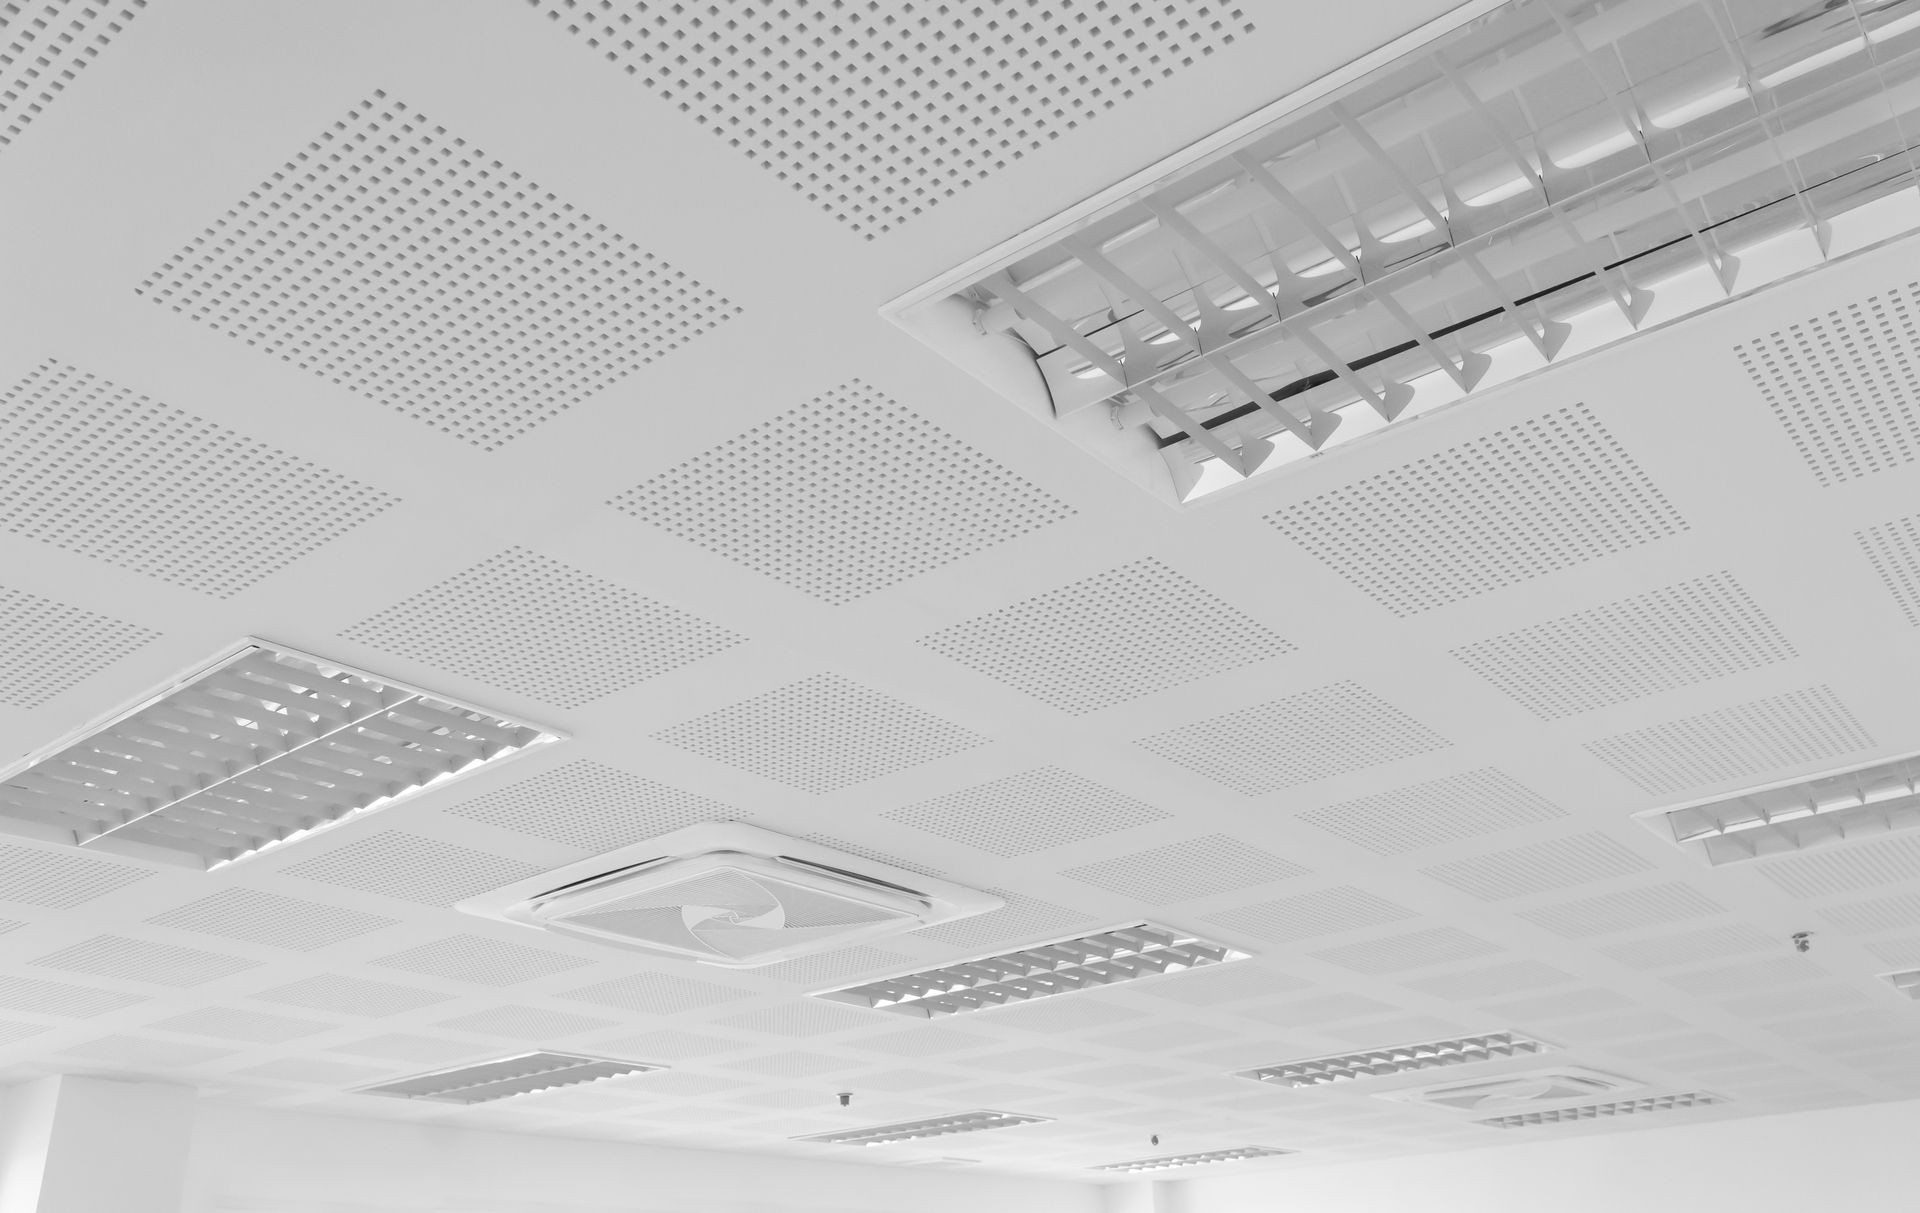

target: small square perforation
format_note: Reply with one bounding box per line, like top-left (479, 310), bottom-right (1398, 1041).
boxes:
top-left (1583, 686), bottom-right (1875, 795)
top-left (446, 759), bottom-right (739, 852)
top-left (1517, 882), bottom-right (1727, 937)
top-left (0, 362), bottom-right (399, 597)
top-left (138, 93), bottom-right (737, 450)
top-left (1451, 573), bottom-right (1796, 720)
top-left (1298, 768), bottom-right (1565, 854)
top-left (369, 933), bottom-right (594, 986)
top-left (1204, 886), bottom-right (1418, 944)
top-left (340, 547), bottom-right (743, 709)
top-left (1266, 404), bottom-right (1687, 616)
top-left (280, 831), bottom-right (542, 907)
top-left (1308, 926), bottom-right (1504, 974)
top-left (1856, 513), bottom-right (1920, 625)
top-left (0, 845), bottom-right (151, 908)
top-left (0, 583), bottom-right (158, 708)
top-left (529, 1), bottom-right (1255, 238)
top-left (1420, 833), bottom-right (1654, 901)
top-left (0, 1), bottom-right (148, 149)
top-left (145, 888), bottom-right (397, 952)
top-left (1059, 835), bottom-right (1307, 903)
top-left (882, 767), bottom-right (1168, 856)
top-left (1754, 835), bottom-right (1920, 899)
top-left (610, 380), bottom-right (1073, 604)
top-left (30, 935), bottom-right (259, 987)
top-left (911, 888), bottom-right (1096, 952)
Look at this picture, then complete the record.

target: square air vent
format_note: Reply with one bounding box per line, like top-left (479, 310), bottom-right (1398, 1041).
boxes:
top-left (1374, 1065), bottom-right (1643, 1114)
top-left (1634, 751), bottom-right (1920, 866)
top-left (813, 923), bottom-right (1248, 1018)
top-left (458, 824), bottom-right (1000, 968)
top-left (1237, 1031), bottom-right (1553, 1088)
top-left (794, 1109), bottom-right (1051, 1147)
top-left (0, 640), bottom-right (560, 869)
top-left (359, 1051), bottom-right (662, 1104)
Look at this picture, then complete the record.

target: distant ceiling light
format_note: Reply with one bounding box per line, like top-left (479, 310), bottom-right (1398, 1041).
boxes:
top-left (0, 639), bottom-right (560, 870)
top-left (794, 1110), bottom-right (1051, 1147)
top-left (1236, 1031), bottom-right (1553, 1088)
top-left (1089, 1146), bottom-right (1294, 1174)
top-left (359, 1052), bottom-right (661, 1105)
top-left (1635, 752), bottom-right (1920, 866)
top-left (1477, 1091), bottom-right (1725, 1129)
top-left (813, 922), bottom-right (1249, 1018)
top-left (1881, 968), bottom-right (1920, 999)
top-left (886, 0), bottom-right (1920, 502)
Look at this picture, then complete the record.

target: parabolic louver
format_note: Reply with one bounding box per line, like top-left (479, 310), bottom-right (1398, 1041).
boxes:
top-left (0, 640), bottom-right (560, 868)
top-left (360, 1051), bottom-right (661, 1104)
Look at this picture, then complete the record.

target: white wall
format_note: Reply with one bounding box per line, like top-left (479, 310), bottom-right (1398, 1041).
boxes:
top-left (178, 1102), bottom-right (1103, 1213)
top-left (1178, 1096), bottom-right (1920, 1213)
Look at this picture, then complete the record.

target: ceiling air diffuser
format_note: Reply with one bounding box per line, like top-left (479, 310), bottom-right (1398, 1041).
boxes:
top-left (1373, 1065), bottom-right (1643, 1114)
top-left (457, 823), bottom-right (1000, 967)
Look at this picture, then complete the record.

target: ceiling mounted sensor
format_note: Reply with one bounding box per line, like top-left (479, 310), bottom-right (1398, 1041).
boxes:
top-left (1090, 1146), bottom-right (1295, 1174)
top-left (1636, 750), bottom-right (1920, 866)
top-left (359, 1051), bottom-right (662, 1104)
top-left (883, 0), bottom-right (1920, 503)
top-left (813, 922), bottom-right (1248, 1018)
top-left (0, 639), bottom-right (560, 869)
top-left (458, 824), bottom-right (1000, 968)
top-left (1236, 1031), bottom-right (1554, 1088)
top-left (1374, 1065), bottom-right (1643, 1115)
top-left (1478, 1091), bottom-right (1725, 1129)
top-left (794, 1110), bottom-right (1051, 1147)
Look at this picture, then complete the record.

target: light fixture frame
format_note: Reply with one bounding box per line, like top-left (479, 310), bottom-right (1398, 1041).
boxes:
top-left (1235, 1030), bottom-right (1555, 1088)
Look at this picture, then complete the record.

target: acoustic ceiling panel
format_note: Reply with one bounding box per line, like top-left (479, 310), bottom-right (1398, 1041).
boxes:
top-left (558, 973), bottom-right (756, 1016)
top-left (1137, 681), bottom-right (1450, 795)
top-left (1059, 835), bottom-right (1307, 903)
top-left (0, 844), bottom-right (151, 907)
top-left (913, 890), bottom-right (1097, 952)
top-left (529, 1), bottom-right (1255, 237)
top-left (138, 93), bottom-right (737, 450)
top-left (445, 759), bottom-right (738, 853)
top-left (1298, 768), bottom-right (1566, 854)
top-left (918, 558), bottom-right (1292, 714)
top-left (1400, 960), bottom-right (1573, 1000)
top-left (0, 0), bottom-right (148, 149)
top-left (433, 1005), bottom-right (620, 1040)
top-left (1204, 887), bottom-right (1418, 944)
top-left (281, 831), bottom-right (544, 907)
top-left (1308, 927), bottom-right (1504, 975)
top-left (1754, 834), bottom-right (1920, 898)
top-left (0, 583), bottom-right (158, 709)
top-left (340, 548), bottom-right (744, 709)
top-left (0, 974), bottom-right (147, 1018)
top-left (30, 934), bottom-right (259, 987)
top-left (1819, 893), bottom-right (1920, 934)
top-left (1856, 513), bottom-right (1920, 625)
top-left (1420, 833), bottom-right (1654, 901)
top-left (1596, 925), bottom-right (1782, 970)
top-left (883, 767), bottom-right (1167, 857)
top-left (145, 889), bottom-right (397, 952)
top-left (1452, 573), bottom-right (1797, 720)
top-left (0, 361), bottom-right (398, 596)
top-left (1584, 686), bottom-right (1876, 796)
top-left (1267, 404), bottom-right (1686, 616)
top-left (368, 934), bottom-right (594, 987)
top-left (147, 1007), bottom-right (335, 1043)
top-left (253, 974), bottom-right (454, 1017)
top-left (1516, 883), bottom-right (1727, 938)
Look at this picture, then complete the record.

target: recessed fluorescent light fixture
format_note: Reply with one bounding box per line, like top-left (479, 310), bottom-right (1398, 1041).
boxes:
top-left (0, 639), bottom-right (560, 870)
top-left (1477, 1091), bottom-right (1724, 1129)
top-left (1090, 1145), bottom-right (1294, 1174)
top-left (794, 1110), bottom-right (1052, 1147)
top-left (1881, 968), bottom-right (1920, 999)
top-left (359, 1051), bottom-right (661, 1105)
top-left (884, 0), bottom-right (1920, 503)
top-left (1634, 751), bottom-right (1920, 866)
top-left (1236, 1031), bottom-right (1553, 1088)
top-left (812, 922), bottom-right (1248, 1018)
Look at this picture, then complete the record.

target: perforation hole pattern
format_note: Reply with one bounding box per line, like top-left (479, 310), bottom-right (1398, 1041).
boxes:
top-left (612, 380), bottom-right (1073, 604)
top-left (0, 583), bottom-right (158, 708)
top-left (919, 558), bottom-right (1292, 713)
top-left (0, 362), bottom-right (398, 596)
top-left (1266, 404), bottom-right (1687, 616)
top-left (1517, 882), bottom-right (1727, 937)
top-left (1203, 886), bottom-right (1417, 945)
top-left (138, 93), bottom-right (737, 450)
top-left (1451, 573), bottom-right (1797, 720)
top-left (280, 832), bottom-right (542, 907)
top-left (1298, 768), bottom-right (1566, 855)
top-left (369, 934), bottom-right (594, 986)
top-left (1735, 286), bottom-right (1920, 486)
top-left (530, 0), bottom-right (1254, 238)
top-left (341, 547), bottom-right (743, 708)
top-left (1583, 685), bottom-right (1875, 796)
top-left (1307, 926), bottom-right (1505, 974)
top-left (653, 673), bottom-right (986, 793)
top-left (1856, 513), bottom-right (1920, 625)
top-left (1755, 835), bottom-right (1920, 899)
top-left (145, 889), bottom-right (397, 952)
top-left (0, 845), bottom-right (151, 908)
top-left (1059, 834), bottom-right (1307, 903)
top-left (446, 759), bottom-right (740, 852)
top-left (912, 888), bottom-right (1094, 951)
top-left (1137, 680), bottom-right (1451, 795)
top-left (30, 935), bottom-right (258, 987)
top-left (253, 974), bottom-right (454, 1018)
top-left (1420, 833), bottom-right (1654, 901)
top-left (0, 1), bottom-right (148, 149)
top-left (883, 766), bottom-right (1167, 856)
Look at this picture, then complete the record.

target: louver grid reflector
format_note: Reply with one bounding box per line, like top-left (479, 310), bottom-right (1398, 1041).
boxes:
top-left (359, 1051), bottom-right (662, 1104)
top-left (1637, 751), bottom-right (1920, 866)
top-left (1236, 1031), bottom-right (1553, 1087)
top-left (1477, 1091), bottom-right (1724, 1128)
top-left (0, 641), bottom-right (559, 868)
top-left (1090, 1146), bottom-right (1294, 1173)
top-left (1881, 968), bottom-right (1920, 999)
top-left (793, 1109), bottom-right (1052, 1146)
top-left (813, 923), bottom-right (1248, 1018)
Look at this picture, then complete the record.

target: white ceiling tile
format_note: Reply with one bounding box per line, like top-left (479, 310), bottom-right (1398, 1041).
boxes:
top-left (1422, 832), bottom-right (1654, 900)
top-left (1298, 768), bottom-right (1566, 854)
top-left (145, 889), bottom-right (397, 951)
top-left (31, 934), bottom-right (259, 987)
top-left (1518, 882), bottom-right (1728, 937)
top-left (253, 974), bottom-right (455, 1018)
top-left (1755, 835), bottom-right (1920, 898)
top-left (1060, 834), bottom-right (1307, 903)
top-left (280, 831), bottom-right (542, 907)
top-left (0, 844), bottom-right (153, 908)
top-left (1310, 926), bottom-right (1505, 974)
top-left (0, 583), bottom-right (158, 709)
top-left (368, 933), bottom-right (594, 986)
top-left (884, 767), bottom-right (1168, 857)
top-left (1584, 685), bottom-right (1876, 796)
top-left (445, 760), bottom-right (738, 853)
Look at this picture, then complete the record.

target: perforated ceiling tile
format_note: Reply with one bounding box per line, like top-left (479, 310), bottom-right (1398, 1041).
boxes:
top-left (147, 1007), bottom-right (334, 1043)
top-left (593, 1029), bottom-right (744, 1060)
top-left (612, 381), bottom-right (1073, 604)
top-left (30, 935), bottom-right (259, 987)
top-left (1477, 988), bottom-right (1636, 1021)
top-left (754, 946), bottom-right (916, 987)
top-left (883, 767), bottom-right (1168, 857)
top-left (1266, 404), bottom-right (1687, 616)
top-left (1421, 833), bottom-right (1655, 901)
top-left (857, 1026), bottom-right (996, 1057)
top-left (1061, 835), bottom-right (1307, 903)
top-left (1518, 883), bottom-right (1728, 937)
top-left (913, 888), bottom-right (1097, 953)
top-left (428, 1005), bottom-right (624, 1041)
top-left (1297, 768), bottom-right (1566, 855)
top-left (1755, 835), bottom-right (1920, 898)
top-left (1663, 956), bottom-right (1828, 996)
top-left (60, 1036), bottom-right (235, 1068)
top-left (1452, 573), bottom-right (1796, 720)
top-left (1309, 927), bottom-right (1505, 974)
top-left (0, 975), bottom-right (146, 1018)
top-left (369, 934), bottom-right (594, 987)
top-left (1205, 887), bottom-right (1417, 945)
top-left (0, 1020), bottom-right (48, 1047)
top-left (0, 844), bottom-right (150, 907)
top-left (1718, 984), bottom-right (1868, 1020)
top-left (253, 974), bottom-right (454, 1018)
top-left (1596, 925), bottom-right (1782, 971)
top-left (533, 1), bottom-right (1253, 238)
top-left (1735, 285), bottom-right (1920, 485)
top-left (1132, 965), bottom-right (1310, 1006)
top-left (0, 1), bottom-right (148, 149)
top-left (1820, 893), bottom-right (1920, 934)
top-left (447, 759), bottom-right (739, 853)
top-left (918, 559), bottom-right (1292, 715)
top-left (1241, 992), bottom-right (1398, 1029)
top-left (139, 93), bottom-right (736, 450)
top-left (558, 973), bottom-right (755, 1015)
top-left (340, 548), bottom-right (743, 710)
top-left (717, 1052), bottom-right (864, 1079)
top-left (710, 1001), bottom-right (875, 1038)
top-left (1138, 681), bottom-right (1450, 796)
top-left (1556, 1011), bottom-right (1691, 1041)
top-left (654, 673), bottom-right (985, 793)
top-left (1401, 960), bottom-right (1574, 1000)
top-left (281, 832), bottom-right (542, 907)
top-left (0, 362), bottom-right (400, 596)
top-left (0, 583), bottom-right (158, 708)
top-left (144, 889), bottom-right (397, 952)
top-left (1583, 685), bottom-right (1876, 796)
